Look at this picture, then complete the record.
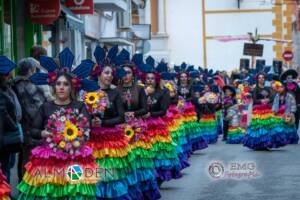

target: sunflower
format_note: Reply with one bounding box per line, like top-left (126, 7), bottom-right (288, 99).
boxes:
top-left (85, 92), bottom-right (99, 105)
top-left (63, 121), bottom-right (79, 141)
top-left (124, 126), bottom-right (135, 139)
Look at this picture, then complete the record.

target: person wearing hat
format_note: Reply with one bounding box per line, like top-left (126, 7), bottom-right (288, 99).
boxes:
top-left (280, 69), bottom-right (300, 130)
top-left (0, 56), bottom-right (23, 185)
top-left (223, 86), bottom-right (244, 144)
top-left (272, 81), bottom-right (299, 144)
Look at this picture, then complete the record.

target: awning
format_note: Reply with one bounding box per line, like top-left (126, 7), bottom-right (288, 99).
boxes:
top-left (99, 37), bottom-right (134, 46)
top-left (61, 5), bottom-right (85, 33)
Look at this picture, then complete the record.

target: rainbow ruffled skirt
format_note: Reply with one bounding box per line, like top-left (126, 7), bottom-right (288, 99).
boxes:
top-left (126, 120), bottom-right (161, 200)
top-left (89, 126), bottom-right (135, 199)
top-left (166, 105), bottom-right (190, 170)
top-left (18, 145), bottom-right (97, 199)
top-left (226, 126), bottom-right (244, 144)
top-left (199, 114), bottom-right (218, 144)
top-left (182, 102), bottom-right (208, 152)
top-left (274, 106), bottom-right (299, 145)
top-left (146, 117), bottom-right (182, 182)
top-left (243, 104), bottom-right (288, 149)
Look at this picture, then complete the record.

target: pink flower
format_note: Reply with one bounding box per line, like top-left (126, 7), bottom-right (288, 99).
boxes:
top-left (53, 135), bottom-right (61, 143)
top-left (65, 142), bottom-right (72, 150)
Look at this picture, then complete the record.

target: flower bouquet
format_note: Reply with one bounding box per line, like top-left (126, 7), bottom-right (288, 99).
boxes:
top-left (204, 92), bottom-right (219, 104)
top-left (82, 90), bottom-right (109, 116)
top-left (45, 108), bottom-right (90, 155)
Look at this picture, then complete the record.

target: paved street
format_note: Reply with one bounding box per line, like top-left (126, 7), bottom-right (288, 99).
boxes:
top-left (10, 135), bottom-right (300, 199)
top-left (160, 136), bottom-right (300, 200)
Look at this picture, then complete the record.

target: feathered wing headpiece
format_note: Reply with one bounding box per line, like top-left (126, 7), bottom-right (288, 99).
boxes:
top-left (29, 47), bottom-right (99, 92)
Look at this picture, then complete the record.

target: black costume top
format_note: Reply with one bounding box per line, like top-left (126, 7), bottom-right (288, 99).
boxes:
top-left (100, 87), bottom-right (125, 127)
top-left (118, 84), bottom-right (148, 117)
top-left (178, 85), bottom-right (192, 101)
top-left (32, 100), bottom-right (91, 139)
top-left (147, 88), bottom-right (170, 117)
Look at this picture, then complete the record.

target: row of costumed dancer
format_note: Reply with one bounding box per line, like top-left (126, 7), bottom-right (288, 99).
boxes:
top-left (1, 45), bottom-right (299, 199)
top-left (12, 46), bottom-right (215, 200)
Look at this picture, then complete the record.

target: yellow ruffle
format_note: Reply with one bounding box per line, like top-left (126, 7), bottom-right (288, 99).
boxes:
top-left (22, 169), bottom-right (99, 186)
top-left (252, 113), bottom-right (274, 119)
top-left (93, 148), bottom-right (130, 159)
top-left (150, 135), bottom-right (171, 144)
top-left (130, 141), bottom-right (152, 149)
top-left (1, 196), bottom-right (10, 200)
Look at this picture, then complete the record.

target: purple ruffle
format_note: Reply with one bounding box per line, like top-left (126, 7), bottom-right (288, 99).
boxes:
top-left (156, 168), bottom-right (182, 182)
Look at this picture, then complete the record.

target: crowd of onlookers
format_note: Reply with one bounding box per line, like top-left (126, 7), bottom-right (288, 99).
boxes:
top-left (0, 46), bottom-right (53, 185)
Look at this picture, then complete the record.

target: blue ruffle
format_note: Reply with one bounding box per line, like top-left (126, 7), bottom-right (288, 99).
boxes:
top-left (96, 179), bottom-right (129, 198)
top-left (226, 134), bottom-right (244, 144)
top-left (243, 128), bottom-right (271, 150)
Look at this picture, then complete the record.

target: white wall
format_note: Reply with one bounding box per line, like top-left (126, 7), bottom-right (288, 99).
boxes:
top-left (146, 0), bottom-right (277, 71)
top-left (166, 0), bottom-right (204, 67)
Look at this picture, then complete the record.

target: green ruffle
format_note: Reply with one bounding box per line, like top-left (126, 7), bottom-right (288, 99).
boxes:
top-left (130, 158), bottom-right (155, 169)
top-left (128, 148), bottom-right (154, 159)
top-left (153, 149), bottom-right (178, 159)
top-left (96, 157), bottom-right (130, 169)
top-left (18, 182), bottom-right (95, 198)
top-left (152, 142), bottom-right (177, 152)
top-left (18, 194), bottom-right (96, 200)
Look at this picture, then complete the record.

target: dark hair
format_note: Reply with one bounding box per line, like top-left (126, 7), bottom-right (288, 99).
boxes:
top-left (18, 57), bottom-right (39, 76)
top-left (30, 45), bottom-right (47, 60)
top-left (0, 75), bottom-right (7, 88)
top-left (52, 72), bottom-right (76, 100)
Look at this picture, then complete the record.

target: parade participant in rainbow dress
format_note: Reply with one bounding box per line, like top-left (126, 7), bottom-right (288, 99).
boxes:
top-left (82, 46), bottom-right (138, 199)
top-left (223, 86), bottom-right (244, 144)
top-left (243, 72), bottom-right (288, 150)
top-left (143, 62), bottom-right (182, 185)
top-left (272, 81), bottom-right (299, 144)
top-left (0, 168), bottom-right (10, 200)
top-left (18, 48), bottom-right (99, 199)
top-left (117, 52), bottom-right (161, 200)
top-left (280, 69), bottom-right (300, 130)
top-left (160, 71), bottom-right (190, 170)
top-left (198, 83), bottom-right (219, 144)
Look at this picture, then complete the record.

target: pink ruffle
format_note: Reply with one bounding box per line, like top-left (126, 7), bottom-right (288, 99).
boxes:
top-left (30, 145), bottom-right (93, 160)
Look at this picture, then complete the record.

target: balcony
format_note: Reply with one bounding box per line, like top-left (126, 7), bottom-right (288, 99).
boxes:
top-left (94, 0), bottom-right (127, 12)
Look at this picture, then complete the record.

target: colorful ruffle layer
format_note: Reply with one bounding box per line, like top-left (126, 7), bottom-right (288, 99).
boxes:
top-left (0, 169), bottom-right (10, 199)
top-left (146, 117), bottom-right (182, 182)
top-left (167, 105), bottom-right (190, 170)
top-left (127, 119), bottom-right (161, 200)
top-left (226, 127), bottom-right (244, 144)
top-left (199, 114), bottom-right (218, 144)
top-left (273, 107), bottom-right (299, 145)
top-left (89, 126), bottom-right (139, 199)
top-left (182, 102), bottom-right (208, 154)
top-left (18, 145), bottom-right (98, 199)
top-left (243, 104), bottom-right (288, 150)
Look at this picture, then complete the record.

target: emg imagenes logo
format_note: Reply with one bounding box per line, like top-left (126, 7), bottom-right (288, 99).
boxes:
top-left (67, 165), bottom-right (83, 181)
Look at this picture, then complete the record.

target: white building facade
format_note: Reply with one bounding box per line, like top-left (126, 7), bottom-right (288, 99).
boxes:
top-left (144, 0), bottom-right (295, 71)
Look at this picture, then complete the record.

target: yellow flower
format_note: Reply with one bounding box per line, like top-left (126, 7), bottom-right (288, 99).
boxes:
top-left (165, 82), bottom-right (174, 92)
top-left (63, 121), bottom-right (78, 141)
top-left (85, 92), bottom-right (99, 105)
top-left (136, 127), bottom-right (142, 132)
top-left (98, 92), bottom-right (105, 97)
top-left (59, 141), bottom-right (66, 148)
top-left (124, 126), bottom-right (135, 139)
